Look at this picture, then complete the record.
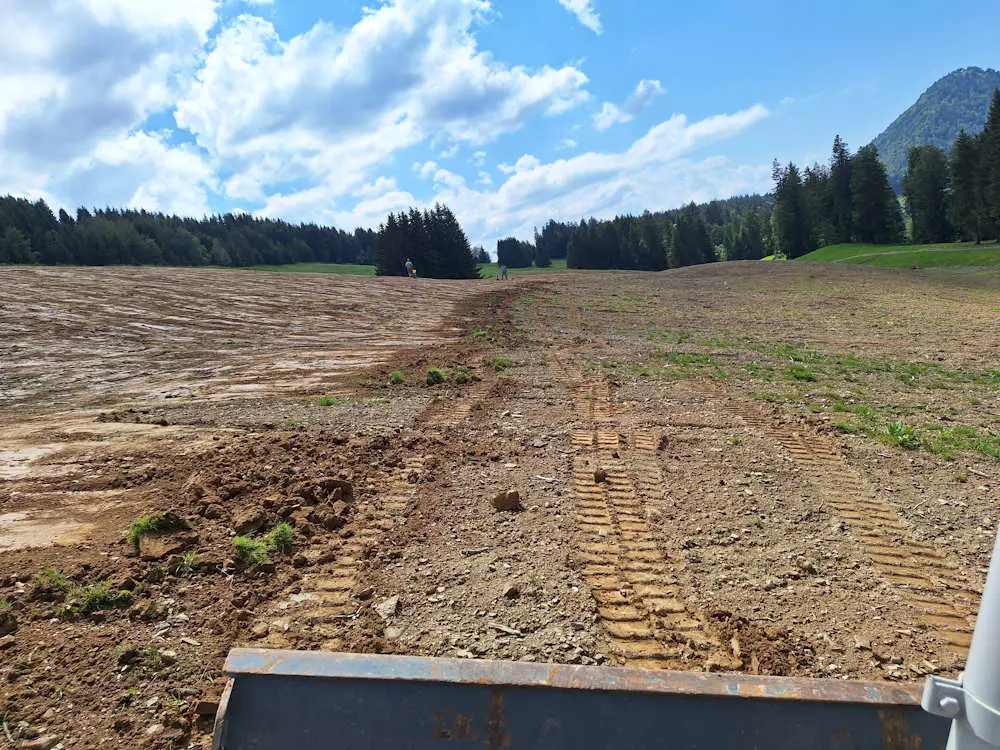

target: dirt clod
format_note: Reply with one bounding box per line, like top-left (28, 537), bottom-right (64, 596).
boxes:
top-left (375, 595), bottom-right (401, 621)
top-left (491, 490), bottom-right (522, 511)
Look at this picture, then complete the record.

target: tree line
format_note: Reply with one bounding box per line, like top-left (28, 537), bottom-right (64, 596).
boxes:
top-left (374, 204), bottom-right (479, 279)
top-left (494, 194), bottom-right (772, 271)
top-left (771, 88), bottom-right (1000, 257)
top-left (0, 199), bottom-right (376, 267)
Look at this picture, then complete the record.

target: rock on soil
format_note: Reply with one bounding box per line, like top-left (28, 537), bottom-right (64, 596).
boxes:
top-left (491, 490), bottom-right (522, 511)
top-left (138, 531), bottom-right (196, 561)
top-left (375, 595), bottom-right (401, 621)
top-left (0, 611), bottom-right (16, 636)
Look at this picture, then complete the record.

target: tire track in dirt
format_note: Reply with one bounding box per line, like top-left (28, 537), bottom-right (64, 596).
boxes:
top-left (694, 382), bottom-right (978, 657)
top-left (261, 386), bottom-right (487, 648)
top-left (566, 375), bottom-right (738, 671)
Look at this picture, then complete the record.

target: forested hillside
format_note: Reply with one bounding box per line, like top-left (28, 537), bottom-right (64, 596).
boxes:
top-left (872, 67), bottom-right (1000, 190)
top-left (771, 89), bottom-right (1000, 257)
top-left (0, 199), bottom-right (375, 267)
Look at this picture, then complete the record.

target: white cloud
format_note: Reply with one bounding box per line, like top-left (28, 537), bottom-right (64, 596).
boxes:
top-left (60, 131), bottom-right (215, 216)
top-left (781, 96), bottom-right (796, 106)
top-left (556, 137), bottom-right (578, 150)
top-left (478, 171), bottom-right (493, 185)
top-left (0, 0), bottom-right (219, 210)
top-left (594, 78), bottom-right (664, 130)
top-left (498, 154), bottom-right (541, 175)
top-left (175, 0), bottom-right (589, 203)
top-left (423, 104), bottom-right (771, 248)
top-left (472, 150), bottom-right (487, 166)
top-left (593, 102), bottom-right (627, 132)
top-left (433, 168), bottom-right (466, 188)
top-left (414, 160), bottom-right (439, 179)
top-left (557, 0), bottom-right (602, 34)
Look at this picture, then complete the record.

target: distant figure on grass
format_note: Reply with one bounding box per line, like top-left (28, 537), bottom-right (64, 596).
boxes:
top-left (499, 264), bottom-right (509, 281)
top-left (404, 258), bottom-right (415, 278)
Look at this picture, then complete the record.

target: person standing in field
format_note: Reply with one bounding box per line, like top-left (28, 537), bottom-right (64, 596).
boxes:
top-left (499, 264), bottom-right (508, 280)
top-left (404, 258), bottom-right (414, 278)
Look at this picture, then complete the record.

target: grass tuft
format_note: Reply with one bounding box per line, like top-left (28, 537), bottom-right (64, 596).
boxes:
top-left (489, 356), bottom-right (514, 372)
top-left (426, 368), bottom-right (447, 386)
top-left (267, 522), bottom-right (295, 555)
top-left (786, 364), bottom-right (818, 382)
top-left (390, 370), bottom-right (406, 385)
top-left (233, 536), bottom-right (270, 567)
top-left (885, 420), bottom-right (920, 450)
top-left (124, 512), bottom-right (192, 548)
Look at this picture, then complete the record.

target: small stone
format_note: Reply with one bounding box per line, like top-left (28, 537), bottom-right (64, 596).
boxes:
top-left (355, 586), bottom-right (375, 601)
top-left (594, 469), bottom-right (609, 484)
top-left (762, 578), bottom-right (783, 591)
top-left (375, 595), bottom-right (401, 621)
top-left (20, 736), bottom-right (60, 750)
top-left (138, 532), bottom-right (195, 562)
top-left (233, 508), bottom-right (267, 535)
top-left (491, 490), bottom-right (522, 512)
top-left (0, 613), bottom-right (16, 637)
top-left (117, 647), bottom-right (141, 666)
top-left (292, 553), bottom-right (309, 569)
top-left (202, 503), bottom-right (224, 520)
top-left (797, 558), bottom-right (818, 575)
top-left (250, 622), bottom-right (269, 639)
top-left (0, 635), bottom-right (15, 650)
top-left (853, 636), bottom-right (872, 652)
top-left (502, 584), bottom-right (520, 600)
top-left (160, 650), bottom-right (178, 665)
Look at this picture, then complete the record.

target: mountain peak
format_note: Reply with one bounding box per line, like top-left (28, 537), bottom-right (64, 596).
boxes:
top-left (871, 66), bottom-right (1000, 190)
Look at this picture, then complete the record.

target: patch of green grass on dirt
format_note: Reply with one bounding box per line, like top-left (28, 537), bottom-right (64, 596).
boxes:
top-left (664, 352), bottom-right (715, 365)
top-left (390, 370), bottom-right (406, 385)
top-left (124, 513), bottom-right (192, 548)
top-left (489, 356), bottom-right (514, 371)
top-left (233, 536), bottom-right (271, 567)
top-left (239, 263), bottom-right (377, 275)
top-left (785, 364), bottom-right (818, 382)
top-left (315, 394), bottom-right (344, 406)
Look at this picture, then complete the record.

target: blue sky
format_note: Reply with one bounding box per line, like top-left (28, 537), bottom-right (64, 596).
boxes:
top-left (2, 0), bottom-right (998, 250)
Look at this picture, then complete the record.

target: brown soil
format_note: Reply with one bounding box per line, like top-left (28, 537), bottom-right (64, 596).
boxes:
top-left (1, 262), bottom-right (998, 748)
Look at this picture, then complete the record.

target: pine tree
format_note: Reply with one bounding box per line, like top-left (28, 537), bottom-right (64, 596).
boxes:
top-left (829, 135), bottom-right (854, 243)
top-left (903, 145), bottom-right (952, 243)
top-left (533, 232), bottom-right (551, 268)
top-left (673, 203), bottom-right (714, 266)
top-left (771, 161), bottom-right (811, 258)
top-left (980, 89), bottom-right (1000, 240)
top-left (803, 164), bottom-right (832, 250)
top-left (0, 227), bottom-right (36, 263)
top-left (851, 146), bottom-right (903, 244)
top-left (949, 130), bottom-right (982, 241)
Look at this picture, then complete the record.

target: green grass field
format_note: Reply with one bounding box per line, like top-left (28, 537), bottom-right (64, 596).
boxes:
top-left (477, 258), bottom-right (568, 277)
top-left (797, 242), bottom-right (1000, 267)
top-left (244, 262), bottom-right (377, 275)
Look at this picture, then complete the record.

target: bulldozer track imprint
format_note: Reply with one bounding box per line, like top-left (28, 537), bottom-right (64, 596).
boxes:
top-left (566, 376), bottom-right (737, 671)
top-left (266, 385), bottom-right (485, 646)
top-left (700, 388), bottom-right (979, 657)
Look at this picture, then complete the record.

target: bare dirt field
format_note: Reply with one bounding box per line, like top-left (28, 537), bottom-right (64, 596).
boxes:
top-left (1, 262), bottom-right (999, 748)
